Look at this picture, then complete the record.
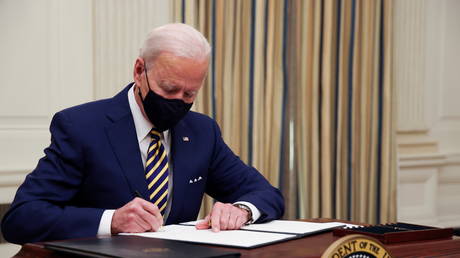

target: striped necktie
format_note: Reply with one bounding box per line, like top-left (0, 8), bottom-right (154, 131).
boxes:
top-left (145, 128), bottom-right (169, 215)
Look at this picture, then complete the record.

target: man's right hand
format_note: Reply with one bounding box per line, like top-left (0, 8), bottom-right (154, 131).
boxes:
top-left (111, 197), bottom-right (163, 234)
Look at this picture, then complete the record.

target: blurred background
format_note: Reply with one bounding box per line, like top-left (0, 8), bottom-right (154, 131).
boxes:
top-left (0, 0), bottom-right (459, 255)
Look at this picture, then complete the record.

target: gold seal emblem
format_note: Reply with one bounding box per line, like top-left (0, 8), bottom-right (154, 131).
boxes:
top-left (322, 234), bottom-right (392, 258)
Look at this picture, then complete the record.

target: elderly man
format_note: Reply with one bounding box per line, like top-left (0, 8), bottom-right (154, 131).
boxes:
top-left (1, 23), bottom-right (284, 244)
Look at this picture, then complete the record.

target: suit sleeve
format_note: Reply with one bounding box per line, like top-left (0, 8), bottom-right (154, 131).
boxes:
top-left (1, 112), bottom-right (104, 244)
top-left (205, 120), bottom-right (284, 223)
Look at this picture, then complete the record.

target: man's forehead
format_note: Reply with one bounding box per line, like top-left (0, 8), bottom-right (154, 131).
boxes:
top-left (154, 55), bottom-right (208, 80)
top-left (155, 52), bottom-right (208, 65)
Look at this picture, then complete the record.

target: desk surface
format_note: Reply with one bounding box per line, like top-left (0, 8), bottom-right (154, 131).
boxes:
top-left (12, 219), bottom-right (460, 258)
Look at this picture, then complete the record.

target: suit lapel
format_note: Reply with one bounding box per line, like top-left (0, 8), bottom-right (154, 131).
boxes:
top-left (166, 121), bottom-right (191, 224)
top-left (105, 84), bottom-right (148, 199)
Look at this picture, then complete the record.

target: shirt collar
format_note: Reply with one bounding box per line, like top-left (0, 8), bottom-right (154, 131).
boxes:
top-left (127, 84), bottom-right (169, 143)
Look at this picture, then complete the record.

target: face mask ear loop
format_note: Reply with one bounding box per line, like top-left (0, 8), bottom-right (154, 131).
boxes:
top-left (138, 86), bottom-right (144, 101)
top-left (144, 62), bottom-right (152, 92)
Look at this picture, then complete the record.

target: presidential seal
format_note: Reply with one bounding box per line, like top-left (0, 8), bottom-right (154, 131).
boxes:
top-left (322, 234), bottom-right (392, 258)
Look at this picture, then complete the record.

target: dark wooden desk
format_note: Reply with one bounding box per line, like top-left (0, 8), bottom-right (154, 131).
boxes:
top-left (13, 219), bottom-right (460, 258)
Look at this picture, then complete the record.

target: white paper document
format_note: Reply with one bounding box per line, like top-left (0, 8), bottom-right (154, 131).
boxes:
top-left (122, 224), bottom-right (295, 248)
top-left (241, 220), bottom-right (347, 235)
top-left (122, 220), bottom-right (356, 248)
top-left (181, 219), bottom-right (355, 235)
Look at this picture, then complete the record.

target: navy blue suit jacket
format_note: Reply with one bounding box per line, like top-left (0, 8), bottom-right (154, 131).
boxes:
top-left (1, 84), bottom-right (284, 244)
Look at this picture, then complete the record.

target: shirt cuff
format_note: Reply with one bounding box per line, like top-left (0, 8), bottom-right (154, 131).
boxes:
top-left (97, 209), bottom-right (115, 236)
top-left (233, 201), bottom-right (261, 223)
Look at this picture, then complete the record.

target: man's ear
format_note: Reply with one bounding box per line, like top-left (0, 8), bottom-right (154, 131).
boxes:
top-left (133, 58), bottom-right (145, 85)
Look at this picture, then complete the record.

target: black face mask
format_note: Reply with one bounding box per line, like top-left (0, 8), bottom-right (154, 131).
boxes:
top-left (139, 66), bottom-right (193, 132)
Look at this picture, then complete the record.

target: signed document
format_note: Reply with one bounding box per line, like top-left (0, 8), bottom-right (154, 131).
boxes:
top-left (123, 220), bottom-right (352, 248)
top-left (241, 220), bottom-right (351, 235)
top-left (181, 219), bottom-right (353, 235)
top-left (122, 225), bottom-right (295, 249)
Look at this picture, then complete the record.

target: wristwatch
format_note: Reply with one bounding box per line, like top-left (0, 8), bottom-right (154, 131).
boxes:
top-left (233, 203), bottom-right (253, 225)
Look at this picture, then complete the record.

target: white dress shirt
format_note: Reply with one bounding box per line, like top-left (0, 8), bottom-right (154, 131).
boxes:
top-left (97, 85), bottom-right (260, 235)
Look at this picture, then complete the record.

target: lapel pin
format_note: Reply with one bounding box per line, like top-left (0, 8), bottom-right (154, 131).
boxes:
top-left (182, 136), bottom-right (190, 142)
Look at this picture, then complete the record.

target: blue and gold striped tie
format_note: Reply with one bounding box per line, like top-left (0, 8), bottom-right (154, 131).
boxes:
top-left (145, 128), bottom-right (169, 215)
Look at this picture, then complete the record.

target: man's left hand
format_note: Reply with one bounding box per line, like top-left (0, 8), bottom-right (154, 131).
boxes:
top-left (195, 202), bottom-right (249, 232)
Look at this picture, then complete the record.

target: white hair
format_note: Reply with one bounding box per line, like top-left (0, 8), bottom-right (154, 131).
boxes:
top-left (140, 23), bottom-right (211, 65)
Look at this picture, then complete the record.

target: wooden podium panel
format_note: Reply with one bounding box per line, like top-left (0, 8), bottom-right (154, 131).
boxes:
top-left (12, 219), bottom-right (460, 258)
top-left (333, 222), bottom-right (454, 244)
